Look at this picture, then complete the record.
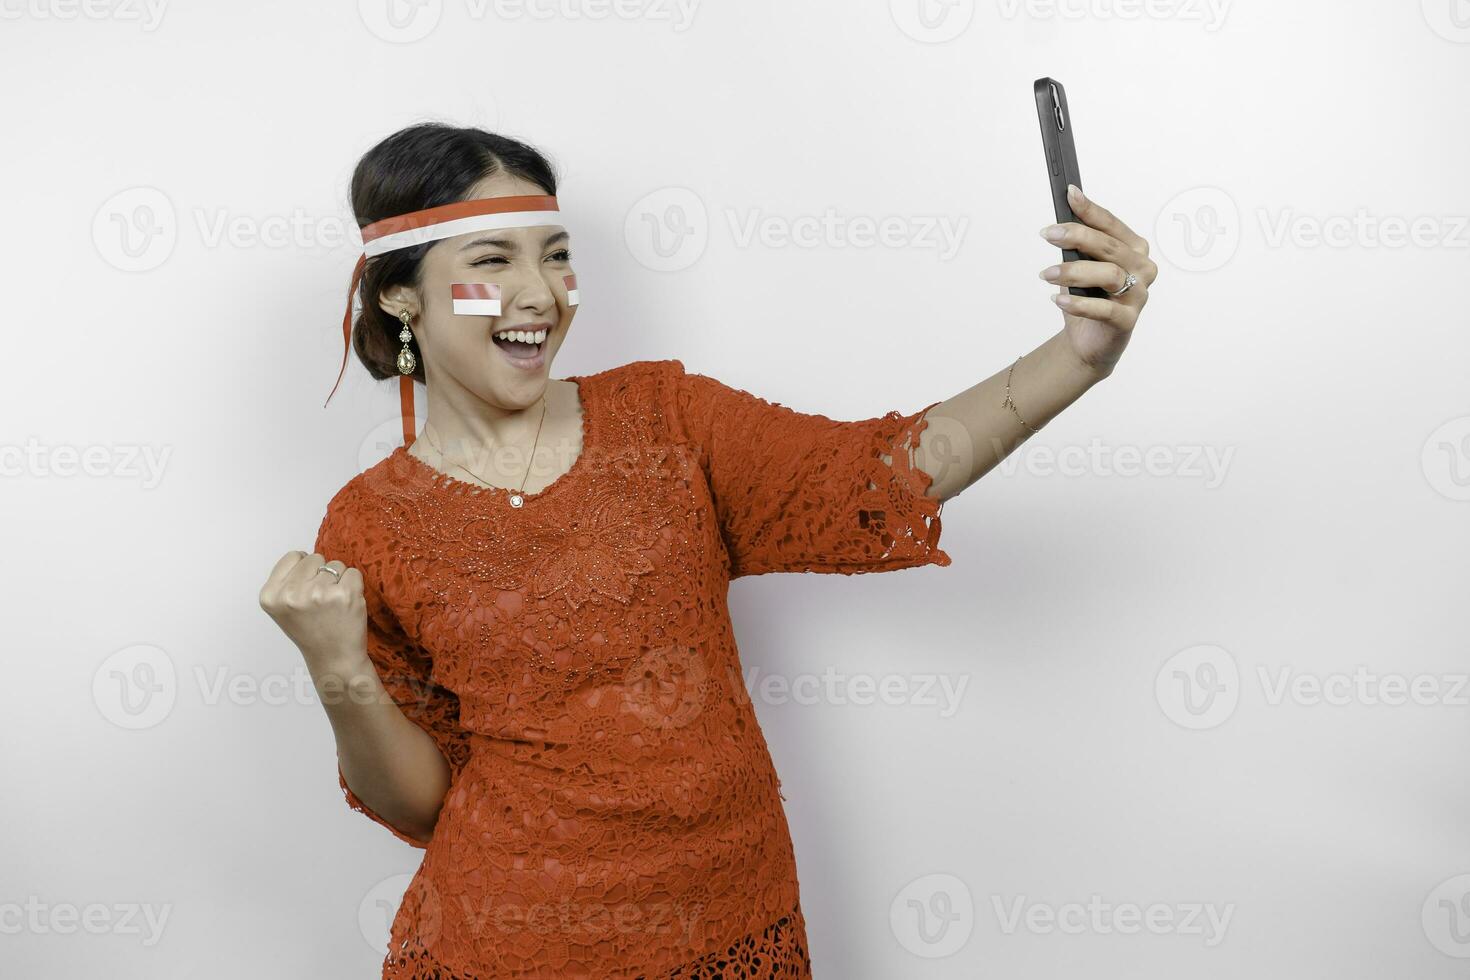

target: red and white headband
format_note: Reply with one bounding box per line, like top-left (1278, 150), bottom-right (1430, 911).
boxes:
top-left (324, 194), bottom-right (569, 448)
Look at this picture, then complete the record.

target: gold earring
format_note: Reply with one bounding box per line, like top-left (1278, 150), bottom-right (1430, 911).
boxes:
top-left (396, 310), bottom-right (417, 375)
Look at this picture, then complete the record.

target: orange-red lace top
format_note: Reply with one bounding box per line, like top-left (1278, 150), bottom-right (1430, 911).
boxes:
top-left (314, 358), bottom-right (952, 979)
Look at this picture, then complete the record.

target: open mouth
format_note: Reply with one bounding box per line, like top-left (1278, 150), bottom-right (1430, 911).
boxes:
top-left (492, 324), bottom-right (550, 360)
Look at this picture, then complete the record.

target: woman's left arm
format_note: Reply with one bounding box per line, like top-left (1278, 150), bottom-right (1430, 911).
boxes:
top-left (908, 185), bottom-right (1160, 503)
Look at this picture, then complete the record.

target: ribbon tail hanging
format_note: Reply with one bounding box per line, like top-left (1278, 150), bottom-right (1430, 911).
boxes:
top-left (400, 374), bottom-right (417, 448)
top-left (325, 252), bottom-right (368, 408)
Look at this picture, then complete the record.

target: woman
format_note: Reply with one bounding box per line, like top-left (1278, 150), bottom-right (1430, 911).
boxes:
top-left (259, 123), bottom-right (1156, 978)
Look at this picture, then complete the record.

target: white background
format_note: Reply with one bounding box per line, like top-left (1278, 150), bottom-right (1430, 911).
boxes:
top-left (4, 0), bottom-right (1469, 976)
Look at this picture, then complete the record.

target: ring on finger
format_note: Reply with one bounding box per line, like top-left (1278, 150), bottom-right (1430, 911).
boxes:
top-left (1110, 272), bottom-right (1138, 297)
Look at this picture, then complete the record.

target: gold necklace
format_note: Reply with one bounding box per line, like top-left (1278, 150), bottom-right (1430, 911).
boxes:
top-left (423, 396), bottom-right (548, 508)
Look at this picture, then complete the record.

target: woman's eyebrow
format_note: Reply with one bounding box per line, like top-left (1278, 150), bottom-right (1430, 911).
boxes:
top-left (458, 230), bottom-right (571, 253)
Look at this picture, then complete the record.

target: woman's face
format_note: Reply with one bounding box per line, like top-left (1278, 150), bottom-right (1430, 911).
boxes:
top-left (380, 171), bottom-right (577, 409)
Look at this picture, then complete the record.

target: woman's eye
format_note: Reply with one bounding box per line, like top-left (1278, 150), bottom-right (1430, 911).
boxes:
top-left (471, 255), bottom-right (508, 267)
top-left (547, 249), bottom-right (572, 262)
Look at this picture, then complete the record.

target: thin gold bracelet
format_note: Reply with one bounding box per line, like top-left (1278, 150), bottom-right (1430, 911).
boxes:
top-left (1002, 355), bottom-right (1043, 434)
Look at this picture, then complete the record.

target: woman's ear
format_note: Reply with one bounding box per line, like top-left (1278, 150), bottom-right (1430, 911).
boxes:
top-left (377, 282), bottom-right (418, 320)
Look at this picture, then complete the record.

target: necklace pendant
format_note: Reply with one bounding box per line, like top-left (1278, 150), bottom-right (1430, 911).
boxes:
top-left (509, 493), bottom-right (524, 508)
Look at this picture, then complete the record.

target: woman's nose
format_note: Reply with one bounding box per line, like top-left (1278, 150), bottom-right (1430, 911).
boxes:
top-left (501, 268), bottom-right (556, 311)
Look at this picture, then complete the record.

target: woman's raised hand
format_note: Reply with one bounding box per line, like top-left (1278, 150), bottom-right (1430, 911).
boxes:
top-left (1038, 184), bottom-right (1159, 378)
top-left (259, 550), bottom-right (369, 672)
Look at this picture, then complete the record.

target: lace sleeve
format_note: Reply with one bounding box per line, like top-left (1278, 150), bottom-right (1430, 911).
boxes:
top-left (314, 496), bottom-right (472, 848)
top-left (665, 359), bottom-right (953, 578)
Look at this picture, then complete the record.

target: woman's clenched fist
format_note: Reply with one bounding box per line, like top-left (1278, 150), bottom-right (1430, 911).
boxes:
top-left (259, 550), bottom-right (368, 670)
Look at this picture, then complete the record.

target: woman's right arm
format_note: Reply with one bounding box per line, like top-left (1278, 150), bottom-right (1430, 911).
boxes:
top-left (258, 546), bottom-right (453, 847)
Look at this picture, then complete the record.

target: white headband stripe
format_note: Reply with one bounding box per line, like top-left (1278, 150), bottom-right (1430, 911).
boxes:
top-left (363, 210), bottom-right (564, 258)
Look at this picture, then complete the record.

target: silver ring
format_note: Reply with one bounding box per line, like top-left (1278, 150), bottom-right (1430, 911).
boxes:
top-left (1110, 272), bottom-right (1138, 297)
top-left (317, 564), bottom-right (343, 583)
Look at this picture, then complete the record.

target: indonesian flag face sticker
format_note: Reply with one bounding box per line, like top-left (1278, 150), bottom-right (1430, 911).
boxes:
top-left (451, 282), bottom-right (502, 316)
top-left (564, 274), bottom-right (579, 307)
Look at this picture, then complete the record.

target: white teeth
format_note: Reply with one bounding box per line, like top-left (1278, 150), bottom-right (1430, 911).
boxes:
top-left (493, 328), bottom-right (548, 343)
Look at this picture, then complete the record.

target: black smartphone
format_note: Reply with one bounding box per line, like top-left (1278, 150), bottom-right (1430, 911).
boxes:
top-left (1034, 77), bottom-right (1106, 298)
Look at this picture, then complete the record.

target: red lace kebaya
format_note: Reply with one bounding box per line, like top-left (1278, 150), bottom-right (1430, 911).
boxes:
top-left (314, 358), bottom-right (952, 978)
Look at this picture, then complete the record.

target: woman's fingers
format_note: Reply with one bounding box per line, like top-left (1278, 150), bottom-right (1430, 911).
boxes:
top-left (1042, 221), bottom-right (1158, 284)
top-left (1051, 291), bottom-right (1140, 329)
top-left (1067, 185), bottom-right (1150, 256)
top-left (1040, 259), bottom-right (1148, 300)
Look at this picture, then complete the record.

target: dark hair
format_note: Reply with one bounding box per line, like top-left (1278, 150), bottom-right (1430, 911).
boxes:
top-left (347, 123), bottom-right (559, 383)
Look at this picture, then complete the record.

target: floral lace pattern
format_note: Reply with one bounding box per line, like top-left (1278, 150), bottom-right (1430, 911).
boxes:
top-left (314, 359), bottom-right (950, 978)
